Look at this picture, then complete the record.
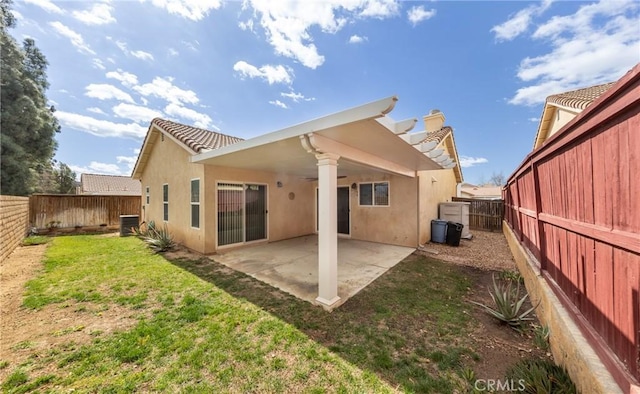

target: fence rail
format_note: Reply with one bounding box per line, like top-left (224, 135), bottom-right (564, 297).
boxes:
top-left (29, 194), bottom-right (141, 230)
top-left (503, 64), bottom-right (640, 390)
top-left (451, 197), bottom-right (503, 232)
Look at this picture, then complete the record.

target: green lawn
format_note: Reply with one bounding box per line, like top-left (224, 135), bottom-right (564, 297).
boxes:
top-left (2, 235), bottom-right (483, 393)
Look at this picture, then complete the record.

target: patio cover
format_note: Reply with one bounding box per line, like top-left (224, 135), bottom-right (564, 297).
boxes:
top-left (192, 96), bottom-right (443, 307)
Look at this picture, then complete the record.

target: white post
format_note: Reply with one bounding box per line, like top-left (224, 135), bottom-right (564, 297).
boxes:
top-left (315, 153), bottom-right (340, 306)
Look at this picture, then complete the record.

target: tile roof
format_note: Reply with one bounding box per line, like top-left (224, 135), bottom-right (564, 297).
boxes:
top-left (79, 174), bottom-right (141, 195)
top-left (151, 118), bottom-right (244, 154)
top-left (546, 82), bottom-right (615, 110)
top-left (420, 126), bottom-right (452, 144)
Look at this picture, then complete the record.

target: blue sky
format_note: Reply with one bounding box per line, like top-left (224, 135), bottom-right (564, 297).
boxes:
top-left (9, 0), bottom-right (640, 185)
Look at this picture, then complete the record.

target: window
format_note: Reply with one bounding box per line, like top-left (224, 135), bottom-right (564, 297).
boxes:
top-left (191, 179), bottom-right (200, 229)
top-left (145, 186), bottom-right (150, 205)
top-left (163, 184), bottom-right (169, 221)
top-left (359, 182), bottom-right (389, 206)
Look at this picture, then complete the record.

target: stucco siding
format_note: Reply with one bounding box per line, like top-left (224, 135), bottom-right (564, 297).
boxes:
top-left (138, 134), bottom-right (206, 253)
top-left (417, 169), bottom-right (458, 244)
top-left (548, 108), bottom-right (579, 140)
top-left (336, 173), bottom-right (419, 248)
top-left (205, 166), bottom-right (316, 253)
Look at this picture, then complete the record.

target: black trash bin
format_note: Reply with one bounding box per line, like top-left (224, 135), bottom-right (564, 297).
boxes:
top-left (445, 222), bottom-right (464, 247)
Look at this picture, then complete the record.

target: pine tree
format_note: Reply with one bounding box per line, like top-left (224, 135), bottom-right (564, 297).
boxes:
top-left (1, 0), bottom-right (62, 195)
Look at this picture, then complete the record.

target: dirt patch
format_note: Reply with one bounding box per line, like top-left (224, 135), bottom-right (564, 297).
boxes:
top-left (0, 244), bottom-right (139, 379)
top-left (418, 230), bottom-right (517, 271)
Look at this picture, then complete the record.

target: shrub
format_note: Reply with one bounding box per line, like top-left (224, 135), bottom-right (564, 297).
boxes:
top-left (506, 358), bottom-right (576, 394)
top-left (532, 324), bottom-right (550, 351)
top-left (471, 274), bottom-right (537, 331)
top-left (133, 221), bottom-right (176, 252)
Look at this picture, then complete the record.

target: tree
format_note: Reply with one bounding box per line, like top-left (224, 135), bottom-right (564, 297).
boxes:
top-left (1, 0), bottom-right (61, 195)
top-left (488, 172), bottom-right (506, 187)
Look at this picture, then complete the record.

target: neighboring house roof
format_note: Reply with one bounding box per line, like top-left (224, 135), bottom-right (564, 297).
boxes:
top-left (132, 118), bottom-right (244, 178)
top-left (533, 82), bottom-right (615, 150)
top-left (460, 185), bottom-right (502, 199)
top-left (79, 174), bottom-right (141, 195)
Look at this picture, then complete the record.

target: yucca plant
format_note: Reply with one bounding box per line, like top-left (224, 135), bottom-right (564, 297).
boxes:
top-left (471, 274), bottom-right (538, 330)
top-left (133, 220), bottom-right (176, 252)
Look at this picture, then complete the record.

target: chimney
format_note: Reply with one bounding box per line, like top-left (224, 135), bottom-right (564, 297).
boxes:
top-left (423, 109), bottom-right (445, 133)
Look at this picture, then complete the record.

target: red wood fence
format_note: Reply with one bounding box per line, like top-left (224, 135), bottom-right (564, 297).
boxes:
top-left (504, 64), bottom-right (640, 391)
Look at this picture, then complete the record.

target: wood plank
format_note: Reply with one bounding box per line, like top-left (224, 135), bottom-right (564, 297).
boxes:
top-left (595, 241), bottom-right (614, 348)
top-left (616, 121), bottom-right (630, 232)
top-left (629, 113), bottom-right (640, 233)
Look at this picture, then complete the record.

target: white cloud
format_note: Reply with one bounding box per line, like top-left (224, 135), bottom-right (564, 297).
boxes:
top-left (92, 58), bottom-right (106, 70)
top-left (113, 103), bottom-right (164, 123)
top-left (134, 77), bottom-right (199, 105)
top-left (11, 10), bottom-right (23, 20)
top-left (168, 48), bottom-right (179, 56)
top-left (269, 100), bottom-right (288, 109)
top-left (49, 21), bottom-right (95, 55)
top-left (164, 103), bottom-right (213, 129)
top-left (243, 1), bottom-right (399, 69)
top-left (458, 156), bottom-right (488, 168)
top-left (407, 6), bottom-right (436, 26)
top-left (144, 0), bottom-right (222, 21)
top-left (131, 50), bottom-right (154, 61)
top-left (69, 163), bottom-right (125, 177)
top-left (72, 3), bottom-right (116, 25)
top-left (24, 0), bottom-right (63, 14)
top-left (233, 61), bottom-right (293, 85)
top-left (106, 69), bottom-right (139, 87)
top-left (360, 0), bottom-right (400, 19)
top-left (87, 107), bottom-right (107, 115)
top-left (508, 0), bottom-right (640, 105)
top-left (281, 91), bottom-right (315, 102)
top-left (239, 18), bottom-right (254, 32)
top-left (57, 111), bottom-right (147, 139)
top-left (491, 0), bottom-right (553, 41)
top-left (528, 117), bottom-right (540, 123)
top-left (348, 35), bottom-right (367, 44)
top-left (85, 84), bottom-right (135, 103)
top-left (116, 155), bottom-right (138, 173)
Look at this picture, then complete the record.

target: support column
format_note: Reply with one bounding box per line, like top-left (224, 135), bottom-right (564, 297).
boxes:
top-left (315, 153), bottom-right (341, 307)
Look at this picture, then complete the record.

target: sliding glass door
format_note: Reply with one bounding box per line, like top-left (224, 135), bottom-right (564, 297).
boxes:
top-left (217, 183), bottom-right (267, 246)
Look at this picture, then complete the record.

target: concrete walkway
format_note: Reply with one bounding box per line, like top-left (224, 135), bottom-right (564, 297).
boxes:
top-left (211, 235), bottom-right (415, 310)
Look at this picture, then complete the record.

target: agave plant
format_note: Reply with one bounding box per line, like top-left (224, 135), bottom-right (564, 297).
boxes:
top-left (133, 220), bottom-right (176, 252)
top-left (471, 274), bottom-right (538, 330)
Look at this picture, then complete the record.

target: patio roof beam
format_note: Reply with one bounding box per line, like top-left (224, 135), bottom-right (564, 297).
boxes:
top-left (375, 117), bottom-right (418, 135)
top-left (304, 133), bottom-right (416, 178)
top-left (399, 130), bottom-right (430, 145)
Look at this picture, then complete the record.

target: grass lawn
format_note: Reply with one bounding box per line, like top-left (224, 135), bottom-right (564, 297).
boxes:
top-left (1, 234), bottom-right (523, 393)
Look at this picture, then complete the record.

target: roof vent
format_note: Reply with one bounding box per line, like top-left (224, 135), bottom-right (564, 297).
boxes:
top-left (430, 109), bottom-right (441, 115)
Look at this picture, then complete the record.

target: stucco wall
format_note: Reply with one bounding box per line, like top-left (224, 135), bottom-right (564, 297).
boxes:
top-left (137, 133), bottom-right (206, 253)
top-left (0, 195), bottom-right (30, 262)
top-left (417, 169), bottom-right (458, 245)
top-left (204, 165), bottom-right (316, 253)
top-left (548, 108), bottom-right (579, 139)
top-left (333, 173), bottom-right (419, 247)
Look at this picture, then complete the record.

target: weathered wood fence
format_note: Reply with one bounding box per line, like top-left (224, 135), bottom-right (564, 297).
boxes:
top-left (504, 64), bottom-right (640, 391)
top-left (29, 194), bottom-right (141, 231)
top-left (451, 197), bottom-right (503, 232)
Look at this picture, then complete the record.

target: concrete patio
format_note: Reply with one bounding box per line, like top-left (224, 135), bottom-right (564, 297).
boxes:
top-left (211, 235), bottom-right (415, 310)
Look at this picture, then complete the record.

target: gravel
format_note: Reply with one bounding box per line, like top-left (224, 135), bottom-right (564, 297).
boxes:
top-left (417, 230), bottom-right (517, 271)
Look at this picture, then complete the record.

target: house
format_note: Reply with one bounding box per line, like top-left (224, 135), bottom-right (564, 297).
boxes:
top-left (77, 173), bottom-right (141, 196)
top-left (132, 96), bottom-right (462, 307)
top-left (457, 182), bottom-right (502, 199)
top-left (532, 81), bottom-right (614, 150)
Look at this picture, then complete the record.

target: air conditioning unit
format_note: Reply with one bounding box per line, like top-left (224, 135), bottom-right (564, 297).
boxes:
top-left (438, 202), bottom-right (471, 239)
top-left (119, 215), bottom-right (139, 237)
